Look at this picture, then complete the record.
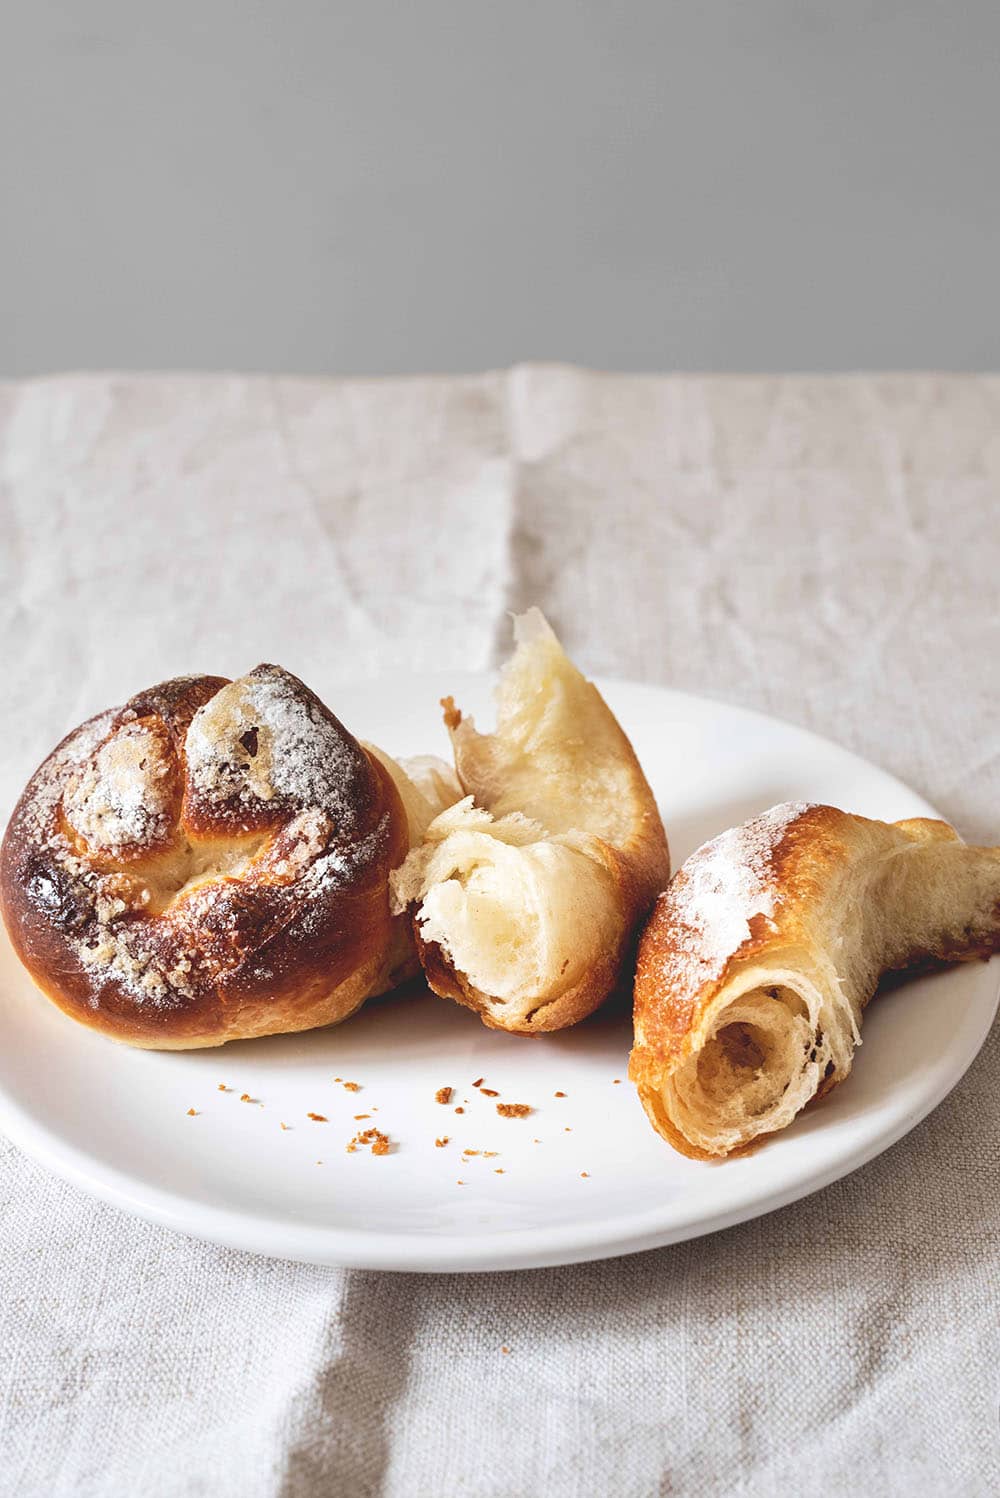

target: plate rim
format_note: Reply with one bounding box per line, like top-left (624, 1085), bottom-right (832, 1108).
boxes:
top-left (0, 674), bottom-right (996, 1272)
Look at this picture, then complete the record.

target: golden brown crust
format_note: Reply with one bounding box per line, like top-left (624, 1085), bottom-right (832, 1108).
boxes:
top-left (632, 805), bottom-right (845, 1075)
top-left (630, 803), bottom-right (1000, 1159)
top-left (1, 667), bottom-right (412, 1048)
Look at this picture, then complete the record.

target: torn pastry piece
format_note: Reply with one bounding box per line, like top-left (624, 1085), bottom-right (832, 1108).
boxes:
top-left (1, 666), bottom-right (455, 1049)
top-left (391, 609), bottom-right (670, 1032)
top-left (365, 746), bottom-right (462, 847)
top-left (630, 802), bottom-right (1000, 1159)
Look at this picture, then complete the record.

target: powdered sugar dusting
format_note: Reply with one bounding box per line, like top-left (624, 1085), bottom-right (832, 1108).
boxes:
top-left (184, 665), bottom-right (369, 830)
top-left (63, 719), bottom-right (175, 854)
top-left (17, 710), bottom-right (117, 841)
top-left (656, 802), bottom-right (813, 992)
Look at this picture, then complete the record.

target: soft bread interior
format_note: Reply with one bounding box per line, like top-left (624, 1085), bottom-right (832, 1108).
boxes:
top-left (449, 608), bottom-right (646, 847)
top-left (363, 745), bottom-right (461, 846)
top-left (657, 959), bottom-right (859, 1157)
top-left (391, 800), bottom-right (621, 1020)
top-left (390, 609), bottom-right (667, 1030)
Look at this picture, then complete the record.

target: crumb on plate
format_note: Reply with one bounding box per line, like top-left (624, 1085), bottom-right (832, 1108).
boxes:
top-left (348, 1127), bottom-right (391, 1156)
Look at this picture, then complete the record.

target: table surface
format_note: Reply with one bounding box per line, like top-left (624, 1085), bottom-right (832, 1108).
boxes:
top-left (1, 368), bottom-right (998, 1497)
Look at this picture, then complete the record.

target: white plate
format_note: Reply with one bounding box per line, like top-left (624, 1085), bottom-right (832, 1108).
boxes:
top-left (0, 675), bottom-right (996, 1272)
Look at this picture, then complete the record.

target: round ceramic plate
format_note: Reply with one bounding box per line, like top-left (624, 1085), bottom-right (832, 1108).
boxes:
top-left (0, 675), bottom-right (996, 1272)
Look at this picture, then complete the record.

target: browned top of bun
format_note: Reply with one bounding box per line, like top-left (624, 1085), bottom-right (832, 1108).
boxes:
top-left (1, 665), bottom-right (410, 1048)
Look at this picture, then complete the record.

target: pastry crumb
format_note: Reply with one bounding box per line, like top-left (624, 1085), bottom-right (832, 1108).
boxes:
top-left (501, 1345), bottom-right (510, 1354)
top-left (580, 1171), bottom-right (590, 1179)
top-left (435, 1086), bottom-right (453, 1105)
top-left (441, 695), bottom-right (461, 729)
top-left (462, 1149), bottom-right (480, 1157)
top-left (613, 1078), bottom-right (621, 1085)
top-left (348, 1127), bottom-right (391, 1156)
top-left (564, 1127), bottom-right (572, 1132)
top-left (342, 1081), bottom-right (360, 1093)
top-left (480, 1087), bottom-right (499, 1097)
top-left (435, 1137), bottom-right (449, 1148)
top-left (186, 1108), bottom-right (197, 1116)
top-left (454, 1106), bottom-right (465, 1115)
top-left (494, 1168), bottom-right (505, 1175)
top-left (483, 1151), bottom-right (498, 1159)
top-left (307, 1112), bottom-right (328, 1122)
top-left (472, 1076), bottom-right (484, 1088)
top-left (554, 1091), bottom-right (566, 1098)
top-left (353, 1113), bottom-right (370, 1120)
top-left (497, 1103), bottom-right (531, 1118)
top-left (280, 1122), bottom-right (290, 1131)
top-left (217, 1084), bottom-right (229, 1092)
top-left (240, 1093), bottom-right (252, 1103)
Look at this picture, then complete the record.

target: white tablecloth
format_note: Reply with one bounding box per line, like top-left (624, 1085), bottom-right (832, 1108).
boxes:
top-left (1, 369), bottom-right (998, 1497)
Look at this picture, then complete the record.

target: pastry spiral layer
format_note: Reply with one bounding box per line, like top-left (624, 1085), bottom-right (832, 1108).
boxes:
top-left (630, 803), bottom-right (1000, 1157)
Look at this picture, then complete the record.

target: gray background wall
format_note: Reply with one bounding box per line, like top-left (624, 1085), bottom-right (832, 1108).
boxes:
top-left (3, 1), bottom-right (998, 377)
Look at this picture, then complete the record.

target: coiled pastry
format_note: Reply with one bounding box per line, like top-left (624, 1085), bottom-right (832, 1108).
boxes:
top-left (392, 609), bottom-right (671, 1032)
top-left (0, 665), bottom-right (447, 1048)
top-left (630, 802), bottom-right (1000, 1158)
